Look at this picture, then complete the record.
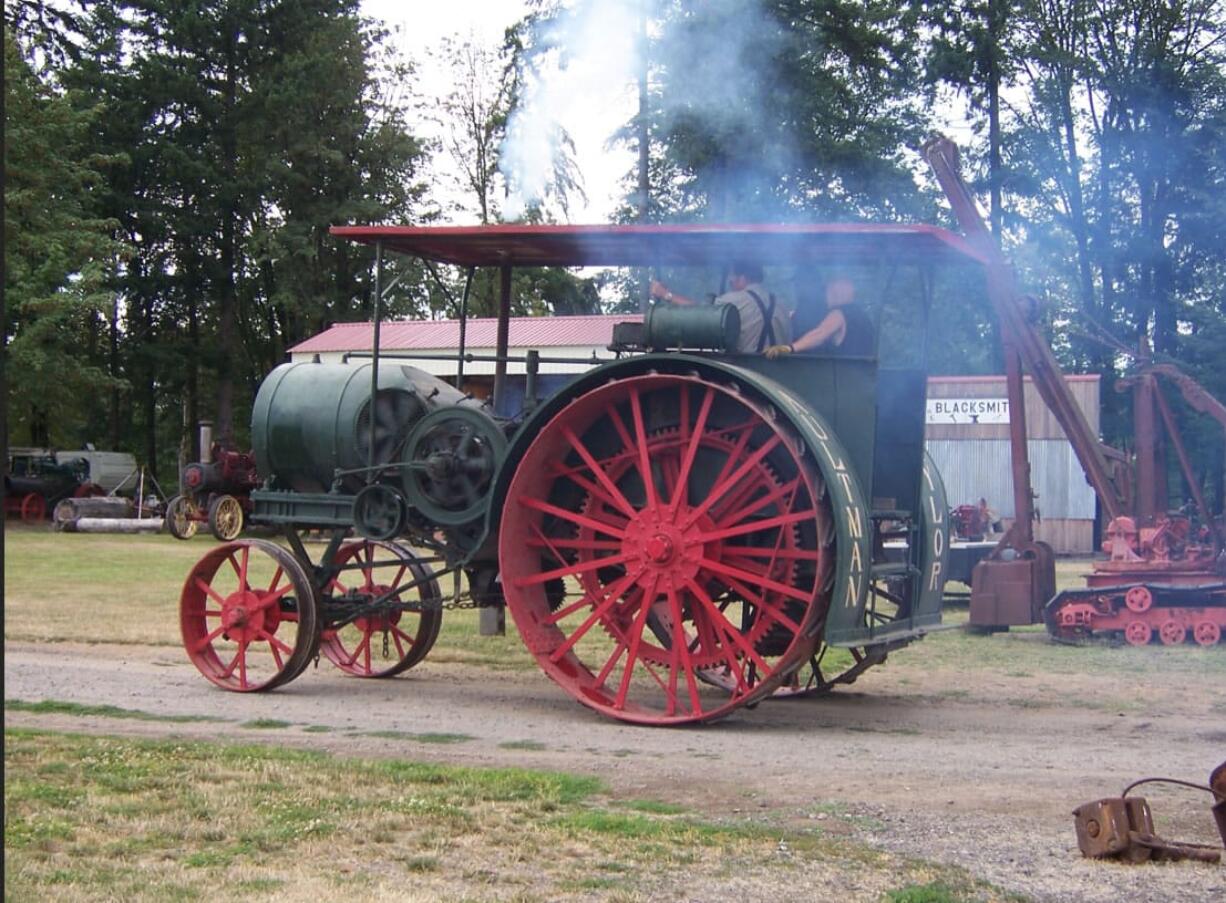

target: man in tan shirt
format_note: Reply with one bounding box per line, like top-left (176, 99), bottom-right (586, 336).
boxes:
top-left (650, 261), bottom-right (791, 354)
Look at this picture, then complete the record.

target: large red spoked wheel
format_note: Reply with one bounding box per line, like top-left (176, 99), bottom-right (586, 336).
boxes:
top-left (319, 540), bottom-right (442, 677)
top-left (180, 539), bottom-right (319, 691)
top-left (500, 372), bottom-right (833, 725)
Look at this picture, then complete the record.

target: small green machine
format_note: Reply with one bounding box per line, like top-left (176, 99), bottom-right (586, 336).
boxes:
top-left (179, 223), bottom-right (978, 725)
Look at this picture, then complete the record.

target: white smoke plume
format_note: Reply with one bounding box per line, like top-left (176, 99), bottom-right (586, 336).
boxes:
top-left (500, 0), bottom-right (790, 222)
top-left (500, 1), bottom-right (641, 220)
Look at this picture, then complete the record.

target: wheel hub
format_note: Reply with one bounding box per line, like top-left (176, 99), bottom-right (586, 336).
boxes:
top-left (221, 590), bottom-right (269, 640)
top-left (645, 534), bottom-right (673, 563)
top-left (623, 512), bottom-right (703, 584)
top-left (353, 584), bottom-right (399, 632)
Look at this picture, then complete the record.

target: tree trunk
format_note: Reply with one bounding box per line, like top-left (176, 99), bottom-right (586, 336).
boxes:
top-left (988, 0), bottom-right (1004, 238)
top-left (215, 28), bottom-right (240, 447)
top-left (637, 1), bottom-right (651, 313)
top-left (109, 290), bottom-right (121, 448)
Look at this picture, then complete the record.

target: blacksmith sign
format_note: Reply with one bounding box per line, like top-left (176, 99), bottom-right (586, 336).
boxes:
top-left (925, 397), bottom-right (1010, 425)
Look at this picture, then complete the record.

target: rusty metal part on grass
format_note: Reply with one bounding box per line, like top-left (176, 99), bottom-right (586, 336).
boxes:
top-left (1072, 763), bottom-right (1226, 864)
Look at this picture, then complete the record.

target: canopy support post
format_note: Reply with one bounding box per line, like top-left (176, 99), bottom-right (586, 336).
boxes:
top-left (493, 264), bottom-right (512, 414)
top-left (458, 266), bottom-right (474, 391)
top-left (368, 239), bottom-right (384, 481)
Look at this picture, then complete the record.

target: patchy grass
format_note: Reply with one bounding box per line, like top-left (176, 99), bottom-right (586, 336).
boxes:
top-left (5, 699), bottom-right (224, 724)
top-left (617, 799), bottom-right (686, 815)
top-left (887, 882), bottom-right (972, 903)
top-left (3, 532), bottom-right (222, 647)
top-left (498, 739), bottom-right (548, 751)
top-left (239, 719), bottom-right (292, 730)
top-left (362, 730), bottom-right (474, 745)
top-left (5, 728), bottom-right (1012, 902)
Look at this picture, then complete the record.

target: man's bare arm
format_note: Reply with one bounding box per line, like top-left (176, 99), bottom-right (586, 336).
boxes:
top-left (649, 280), bottom-right (701, 306)
top-left (792, 309), bottom-right (846, 352)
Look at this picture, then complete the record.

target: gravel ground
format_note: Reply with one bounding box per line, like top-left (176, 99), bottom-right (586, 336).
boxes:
top-left (4, 637), bottom-right (1224, 902)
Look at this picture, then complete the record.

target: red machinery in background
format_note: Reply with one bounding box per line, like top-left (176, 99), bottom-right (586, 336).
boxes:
top-left (165, 421), bottom-right (260, 541)
top-left (924, 137), bottom-right (1225, 646)
top-left (1045, 362), bottom-right (1226, 646)
top-left (950, 498), bottom-right (1000, 543)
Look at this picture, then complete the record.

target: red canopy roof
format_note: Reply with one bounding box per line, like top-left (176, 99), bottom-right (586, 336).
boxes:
top-left (290, 314), bottom-right (640, 355)
top-left (329, 223), bottom-right (987, 268)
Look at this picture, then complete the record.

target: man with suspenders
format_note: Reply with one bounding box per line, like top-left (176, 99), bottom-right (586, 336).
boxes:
top-left (649, 261), bottom-right (792, 354)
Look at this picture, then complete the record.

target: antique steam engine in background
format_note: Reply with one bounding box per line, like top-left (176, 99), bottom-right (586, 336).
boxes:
top-left (166, 421), bottom-right (260, 541)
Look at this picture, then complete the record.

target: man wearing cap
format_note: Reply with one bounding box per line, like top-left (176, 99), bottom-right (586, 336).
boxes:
top-left (650, 261), bottom-right (791, 354)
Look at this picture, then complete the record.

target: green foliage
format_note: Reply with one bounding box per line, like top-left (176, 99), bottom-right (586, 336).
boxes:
top-left (886, 882), bottom-right (967, 903)
top-left (641, 0), bottom-right (933, 223)
top-left (38, 0), bottom-right (432, 477)
top-left (4, 27), bottom-right (128, 447)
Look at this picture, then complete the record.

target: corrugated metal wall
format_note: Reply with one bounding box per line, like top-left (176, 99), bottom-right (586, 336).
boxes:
top-left (924, 375), bottom-right (1101, 553)
top-left (926, 440), bottom-right (1096, 520)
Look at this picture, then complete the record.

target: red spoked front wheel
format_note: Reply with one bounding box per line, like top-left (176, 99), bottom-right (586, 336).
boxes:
top-left (20, 492), bottom-right (46, 523)
top-left (500, 372), bottom-right (834, 725)
top-left (180, 539), bottom-right (319, 691)
top-left (319, 540), bottom-right (443, 678)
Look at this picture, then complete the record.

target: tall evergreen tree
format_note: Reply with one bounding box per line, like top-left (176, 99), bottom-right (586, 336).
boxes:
top-left (62, 0), bottom-right (430, 471)
top-left (4, 26), bottom-right (127, 448)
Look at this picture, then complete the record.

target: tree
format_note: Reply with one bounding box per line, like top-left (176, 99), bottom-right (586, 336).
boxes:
top-left (925, 0), bottom-right (1017, 236)
top-left (3, 26), bottom-right (127, 448)
top-left (432, 32), bottom-right (515, 225)
top-left (60, 0), bottom-right (431, 474)
top-left (641, 0), bottom-right (932, 224)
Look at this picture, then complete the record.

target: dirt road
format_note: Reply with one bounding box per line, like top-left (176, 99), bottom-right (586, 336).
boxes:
top-left (5, 637), bottom-right (1224, 902)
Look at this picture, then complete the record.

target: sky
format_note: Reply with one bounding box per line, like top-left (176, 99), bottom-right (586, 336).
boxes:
top-left (361, 0), bottom-right (636, 223)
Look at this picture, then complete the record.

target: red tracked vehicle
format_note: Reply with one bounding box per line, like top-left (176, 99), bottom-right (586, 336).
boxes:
top-left (1043, 362), bottom-right (1226, 647)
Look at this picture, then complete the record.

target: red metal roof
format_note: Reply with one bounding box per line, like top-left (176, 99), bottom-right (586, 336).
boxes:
top-left (329, 223), bottom-right (987, 268)
top-left (289, 314), bottom-right (641, 355)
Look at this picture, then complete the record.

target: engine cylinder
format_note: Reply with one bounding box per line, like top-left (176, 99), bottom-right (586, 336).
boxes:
top-left (251, 361), bottom-right (467, 493)
top-left (644, 303), bottom-right (740, 351)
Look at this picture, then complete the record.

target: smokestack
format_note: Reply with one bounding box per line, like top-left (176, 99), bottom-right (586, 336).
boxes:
top-left (198, 421), bottom-right (214, 463)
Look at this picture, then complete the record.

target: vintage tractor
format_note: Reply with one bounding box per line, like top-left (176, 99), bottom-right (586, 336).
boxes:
top-left (166, 424), bottom-right (260, 541)
top-left (4, 449), bottom-right (103, 523)
top-left (175, 219), bottom-right (978, 725)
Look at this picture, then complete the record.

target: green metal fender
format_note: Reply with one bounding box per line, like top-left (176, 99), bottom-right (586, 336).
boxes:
top-left (914, 451), bottom-right (951, 622)
top-left (483, 353), bottom-right (873, 643)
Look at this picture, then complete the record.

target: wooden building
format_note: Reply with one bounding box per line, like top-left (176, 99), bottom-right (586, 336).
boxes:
top-left (925, 374), bottom-right (1101, 554)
